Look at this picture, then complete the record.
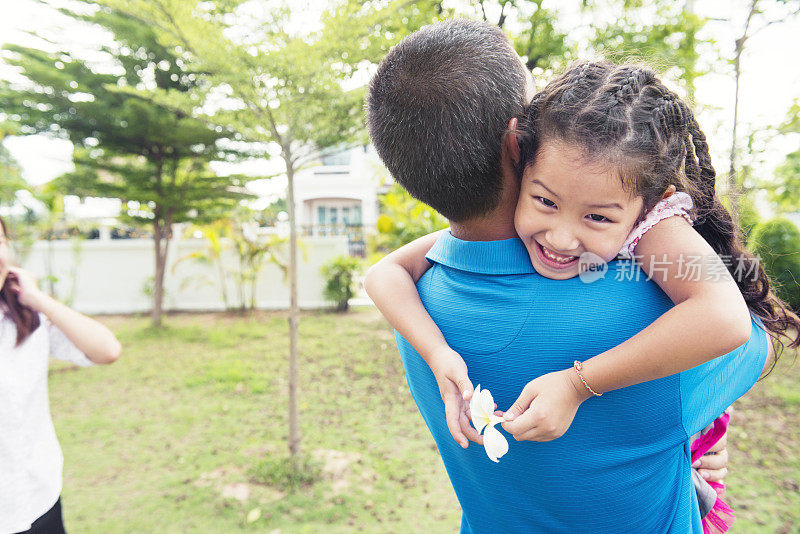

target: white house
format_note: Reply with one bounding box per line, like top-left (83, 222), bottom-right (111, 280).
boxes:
top-left (293, 145), bottom-right (389, 253)
top-left (294, 145), bottom-right (390, 232)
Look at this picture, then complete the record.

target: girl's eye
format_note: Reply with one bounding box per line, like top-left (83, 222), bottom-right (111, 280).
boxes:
top-left (535, 196), bottom-right (556, 208)
top-left (587, 214), bottom-right (611, 223)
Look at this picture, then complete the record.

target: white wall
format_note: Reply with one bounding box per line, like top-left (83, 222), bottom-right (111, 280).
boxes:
top-left (18, 236), bottom-right (349, 314)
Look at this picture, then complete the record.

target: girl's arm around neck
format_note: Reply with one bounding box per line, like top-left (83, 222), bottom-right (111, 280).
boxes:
top-left (579, 217), bottom-right (752, 394)
top-left (366, 230), bottom-right (480, 447)
top-left (364, 230), bottom-right (455, 364)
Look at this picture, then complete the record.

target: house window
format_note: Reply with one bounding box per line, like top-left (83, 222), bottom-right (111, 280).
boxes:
top-left (339, 205), bottom-right (362, 225)
top-left (318, 206), bottom-right (341, 226)
top-left (321, 151), bottom-right (351, 166)
top-left (317, 202), bottom-right (361, 231)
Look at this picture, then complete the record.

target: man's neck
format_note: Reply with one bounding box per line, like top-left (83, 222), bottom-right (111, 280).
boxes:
top-left (449, 213), bottom-right (517, 241)
top-left (449, 166), bottom-right (519, 242)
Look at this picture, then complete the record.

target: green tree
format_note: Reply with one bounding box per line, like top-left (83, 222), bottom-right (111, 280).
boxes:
top-left (173, 219), bottom-right (233, 310)
top-left (588, 0), bottom-right (708, 99)
top-left (96, 0), bottom-right (440, 458)
top-left (229, 220), bottom-right (288, 312)
top-left (456, 1), bottom-right (709, 92)
top-left (511, 0), bottom-right (569, 72)
top-left (459, 0), bottom-right (569, 72)
top-left (748, 217), bottom-right (800, 310)
top-left (0, 139), bottom-right (28, 206)
top-left (767, 99), bottom-right (800, 215)
top-left (771, 148), bottom-right (800, 214)
top-left (725, 0), bottom-right (799, 215)
top-left (257, 197), bottom-right (287, 227)
top-left (374, 183), bottom-right (449, 253)
top-left (734, 192), bottom-right (762, 241)
top-left (0, 3), bottom-right (254, 326)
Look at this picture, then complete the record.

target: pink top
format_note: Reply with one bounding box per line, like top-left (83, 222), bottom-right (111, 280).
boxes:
top-left (619, 191), bottom-right (694, 257)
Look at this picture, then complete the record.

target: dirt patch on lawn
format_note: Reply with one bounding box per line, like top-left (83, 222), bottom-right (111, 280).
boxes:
top-left (195, 465), bottom-right (285, 503)
top-left (312, 448), bottom-right (376, 495)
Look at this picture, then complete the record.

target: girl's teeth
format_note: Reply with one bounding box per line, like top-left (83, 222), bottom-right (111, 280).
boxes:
top-left (543, 247), bottom-right (576, 263)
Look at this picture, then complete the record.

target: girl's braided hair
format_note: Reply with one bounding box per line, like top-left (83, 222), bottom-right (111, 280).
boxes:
top-left (517, 61), bottom-right (800, 364)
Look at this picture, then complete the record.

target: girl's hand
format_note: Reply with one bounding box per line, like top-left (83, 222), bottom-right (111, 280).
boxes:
top-left (5, 267), bottom-right (48, 311)
top-left (500, 368), bottom-right (592, 442)
top-left (429, 347), bottom-right (482, 449)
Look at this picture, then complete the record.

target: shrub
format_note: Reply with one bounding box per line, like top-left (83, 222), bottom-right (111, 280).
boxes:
top-left (736, 193), bottom-right (762, 242)
top-left (372, 183), bottom-right (448, 253)
top-left (249, 455), bottom-right (322, 491)
top-left (748, 217), bottom-right (800, 310)
top-left (321, 255), bottom-right (362, 312)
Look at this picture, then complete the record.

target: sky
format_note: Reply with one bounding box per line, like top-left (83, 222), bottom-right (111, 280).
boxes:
top-left (1, 0), bottom-right (799, 216)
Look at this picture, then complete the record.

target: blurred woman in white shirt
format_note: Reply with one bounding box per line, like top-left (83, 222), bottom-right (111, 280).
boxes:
top-left (0, 217), bottom-right (121, 534)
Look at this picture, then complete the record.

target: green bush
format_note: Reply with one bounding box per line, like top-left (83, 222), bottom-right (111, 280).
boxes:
top-left (248, 455), bottom-right (322, 491)
top-left (372, 183), bottom-right (448, 253)
top-left (748, 217), bottom-right (800, 310)
top-left (736, 193), bottom-right (762, 242)
top-left (321, 255), bottom-right (362, 312)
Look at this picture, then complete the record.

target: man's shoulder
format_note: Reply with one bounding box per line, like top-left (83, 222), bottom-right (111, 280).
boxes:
top-left (425, 232), bottom-right (535, 276)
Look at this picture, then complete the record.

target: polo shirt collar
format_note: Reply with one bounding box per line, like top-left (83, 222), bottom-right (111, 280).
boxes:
top-left (425, 230), bottom-right (535, 275)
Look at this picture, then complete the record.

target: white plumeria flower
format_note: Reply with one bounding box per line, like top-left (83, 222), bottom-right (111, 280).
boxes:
top-left (469, 385), bottom-right (509, 463)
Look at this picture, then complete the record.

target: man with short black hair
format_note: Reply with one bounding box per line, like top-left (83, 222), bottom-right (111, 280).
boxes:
top-left (368, 18), bottom-right (530, 223)
top-left (366, 19), bottom-right (764, 533)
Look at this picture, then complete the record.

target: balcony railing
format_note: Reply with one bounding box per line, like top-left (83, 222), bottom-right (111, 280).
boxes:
top-left (300, 224), bottom-right (366, 257)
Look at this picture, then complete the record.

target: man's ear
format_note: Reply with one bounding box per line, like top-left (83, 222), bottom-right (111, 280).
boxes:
top-left (505, 118), bottom-right (521, 164)
top-left (660, 184), bottom-right (677, 201)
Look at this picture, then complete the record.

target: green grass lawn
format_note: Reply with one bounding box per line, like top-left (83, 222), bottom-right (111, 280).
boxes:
top-left (50, 309), bottom-right (799, 533)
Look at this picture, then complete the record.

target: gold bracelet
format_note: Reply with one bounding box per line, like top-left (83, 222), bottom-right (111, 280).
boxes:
top-left (573, 360), bottom-right (602, 397)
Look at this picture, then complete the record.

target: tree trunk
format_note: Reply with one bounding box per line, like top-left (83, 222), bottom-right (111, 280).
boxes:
top-left (728, 39), bottom-right (743, 213)
top-left (151, 151), bottom-right (168, 327)
top-left (683, 0), bottom-right (697, 103)
top-left (728, 0), bottom-right (759, 223)
top-left (237, 253), bottom-right (246, 312)
top-left (46, 237), bottom-right (56, 297)
top-left (285, 157), bottom-right (301, 458)
top-left (249, 272), bottom-right (257, 311)
top-left (152, 218), bottom-right (167, 328)
top-left (216, 255), bottom-right (229, 310)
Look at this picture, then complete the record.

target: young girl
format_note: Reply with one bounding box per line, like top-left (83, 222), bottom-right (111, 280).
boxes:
top-left (0, 216), bottom-right (121, 534)
top-left (366, 61), bottom-right (800, 531)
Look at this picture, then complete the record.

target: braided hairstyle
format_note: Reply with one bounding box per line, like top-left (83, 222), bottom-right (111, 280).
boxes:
top-left (517, 61), bottom-right (800, 361)
top-left (0, 217), bottom-right (41, 346)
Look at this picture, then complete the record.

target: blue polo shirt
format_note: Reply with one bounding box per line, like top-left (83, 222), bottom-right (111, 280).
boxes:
top-left (396, 231), bottom-right (768, 533)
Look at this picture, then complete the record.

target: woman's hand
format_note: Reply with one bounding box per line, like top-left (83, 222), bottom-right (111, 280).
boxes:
top-left (500, 368), bottom-right (592, 442)
top-left (4, 267), bottom-right (49, 311)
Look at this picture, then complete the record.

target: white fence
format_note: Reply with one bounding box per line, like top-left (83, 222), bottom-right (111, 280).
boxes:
top-left (18, 236), bottom-right (349, 314)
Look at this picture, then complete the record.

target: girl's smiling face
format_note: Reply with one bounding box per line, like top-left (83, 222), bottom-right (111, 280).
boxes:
top-left (514, 141), bottom-right (644, 280)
